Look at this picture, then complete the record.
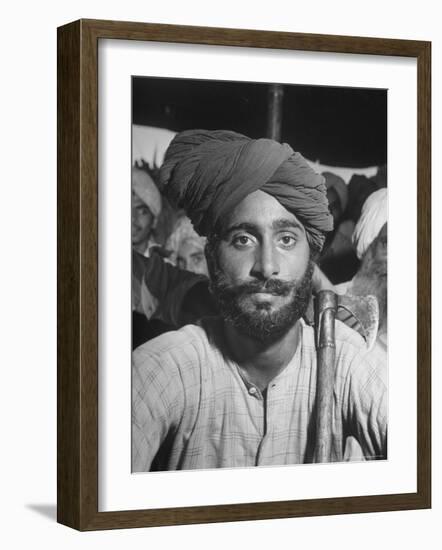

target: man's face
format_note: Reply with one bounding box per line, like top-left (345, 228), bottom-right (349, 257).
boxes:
top-left (131, 193), bottom-right (155, 247)
top-left (208, 190), bottom-right (312, 342)
top-left (177, 239), bottom-right (209, 276)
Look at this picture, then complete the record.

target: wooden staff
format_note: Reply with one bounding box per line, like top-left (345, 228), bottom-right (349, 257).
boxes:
top-left (314, 290), bottom-right (338, 463)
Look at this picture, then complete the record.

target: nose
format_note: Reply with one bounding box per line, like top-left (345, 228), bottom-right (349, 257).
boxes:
top-left (250, 241), bottom-right (280, 280)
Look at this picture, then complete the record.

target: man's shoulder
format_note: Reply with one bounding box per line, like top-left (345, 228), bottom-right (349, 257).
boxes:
top-left (133, 323), bottom-right (210, 364)
top-left (132, 319), bottom-right (225, 391)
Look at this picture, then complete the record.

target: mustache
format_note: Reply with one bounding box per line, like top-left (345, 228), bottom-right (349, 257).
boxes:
top-left (216, 278), bottom-right (296, 298)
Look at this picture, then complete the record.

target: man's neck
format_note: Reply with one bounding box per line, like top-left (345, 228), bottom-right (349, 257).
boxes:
top-left (223, 321), bottom-right (301, 391)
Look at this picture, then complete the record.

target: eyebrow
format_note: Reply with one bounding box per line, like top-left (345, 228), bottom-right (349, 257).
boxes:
top-left (271, 218), bottom-right (304, 231)
top-left (224, 222), bottom-right (258, 235)
top-left (224, 218), bottom-right (303, 235)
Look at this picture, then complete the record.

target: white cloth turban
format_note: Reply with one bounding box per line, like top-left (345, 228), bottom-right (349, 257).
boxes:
top-left (352, 188), bottom-right (388, 259)
top-left (132, 167), bottom-right (162, 220)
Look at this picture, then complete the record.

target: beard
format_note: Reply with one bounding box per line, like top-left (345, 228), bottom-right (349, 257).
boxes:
top-left (208, 259), bottom-right (314, 344)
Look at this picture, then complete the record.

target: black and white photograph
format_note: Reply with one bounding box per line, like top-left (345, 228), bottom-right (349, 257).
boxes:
top-left (130, 77), bottom-right (388, 472)
top-left (1, 0), bottom-right (437, 541)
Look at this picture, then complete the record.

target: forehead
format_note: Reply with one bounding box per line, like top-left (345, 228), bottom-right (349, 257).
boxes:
top-left (221, 190), bottom-right (304, 232)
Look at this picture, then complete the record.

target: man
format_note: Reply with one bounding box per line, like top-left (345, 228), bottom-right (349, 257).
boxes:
top-left (131, 166), bottom-right (162, 256)
top-left (336, 188), bottom-right (388, 350)
top-left (132, 130), bottom-right (387, 472)
top-left (131, 166), bottom-right (165, 347)
top-left (319, 172), bottom-right (359, 284)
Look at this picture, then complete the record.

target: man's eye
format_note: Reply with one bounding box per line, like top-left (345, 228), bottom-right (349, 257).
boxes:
top-left (278, 234), bottom-right (296, 247)
top-left (232, 235), bottom-right (254, 248)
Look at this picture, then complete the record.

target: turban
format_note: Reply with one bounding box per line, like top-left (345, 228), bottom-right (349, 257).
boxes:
top-left (132, 167), bottom-right (162, 220)
top-left (352, 188), bottom-right (388, 259)
top-left (159, 130), bottom-right (333, 251)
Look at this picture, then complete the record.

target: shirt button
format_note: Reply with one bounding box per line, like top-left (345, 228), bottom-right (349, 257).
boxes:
top-left (248, 387), bottom-right (257, 395)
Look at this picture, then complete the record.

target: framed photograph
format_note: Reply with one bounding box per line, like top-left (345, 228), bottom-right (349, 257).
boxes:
top-left (57, 19), bottom-right (431, 530)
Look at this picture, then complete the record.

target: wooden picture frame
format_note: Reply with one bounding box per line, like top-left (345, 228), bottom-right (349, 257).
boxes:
top-left (57, 18), bottom-right (431, 531)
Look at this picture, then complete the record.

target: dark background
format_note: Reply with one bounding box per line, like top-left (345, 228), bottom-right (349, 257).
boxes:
top-left (132, 77), bottom-right (387, 168)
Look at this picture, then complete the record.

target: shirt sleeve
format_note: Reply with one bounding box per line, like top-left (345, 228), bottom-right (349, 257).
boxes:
top-left (132, 346), bottom-right (185, 471)
top-left (132, 249), bottom-right (213, 326)
top-left (342, 345), bottom-right (388, 460)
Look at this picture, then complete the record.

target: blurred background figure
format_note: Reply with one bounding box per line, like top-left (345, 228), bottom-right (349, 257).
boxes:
top-left (346, 173), bottom-right (379, 225)
top-left (336, 188), bottom-right (388, 350)
top-left (338, 187), bottom-right (388, 461)
top-left (324, 171), bottom-right (348, 224)
top-left (319, 171), bottom-right (358, 284)
top-left (352, 187), bottom-right (388, 264)
top-left (133, 159), bottom-right (183, 250)
top-left (131, 166), bottom-right (162, 256)
top-left (165, 216), bottom-right (209, 276)
top-left (132, 165), bottom-right (169, 348)
top-left (319, 168), bottom-right (387, 285)
top-left (131, 169), bottom-right (211, 349)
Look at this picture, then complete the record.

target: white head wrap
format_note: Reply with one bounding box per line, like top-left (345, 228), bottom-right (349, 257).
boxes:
top-left (165, 216), bottom-right (206, 264)
top-left (352, 188), bottom-right (388, 259)
top-left (132, 167), bottom-right (162, 220)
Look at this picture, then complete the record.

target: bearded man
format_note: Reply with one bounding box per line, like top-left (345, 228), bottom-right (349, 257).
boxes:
top-left (132, 130), bottom-right (387, 472)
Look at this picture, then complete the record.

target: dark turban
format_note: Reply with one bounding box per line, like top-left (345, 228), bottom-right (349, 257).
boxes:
top-left (159, 130), bottom-right (333, 251)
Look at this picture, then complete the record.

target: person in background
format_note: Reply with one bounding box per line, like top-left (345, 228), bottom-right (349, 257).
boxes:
top-left (131, 166), bottom-right (162, 256)
top-left (319, 171), bottom-right (359, 284)
top-left (131, 166), bottom-right (167, 347)
top-left (132, 249), bottom-right (216, 332)
top-left (133, 159), bottom-right (184, 249)
top-left (346, 173), bottom-right (378, 225)
top-left (323, 171), bottom-right (348, 225)
top-left (165, 216), bottom-right (209, 276)
top-left (315, 187), bottom-right (387, 349)
top-left (336, 188), bottom-right (388, 351)
top-left (336, 188), bottom-right (388, 461)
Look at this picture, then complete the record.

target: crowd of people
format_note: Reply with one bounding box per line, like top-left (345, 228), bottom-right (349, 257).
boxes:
top-left (130, 129), bottom-right (388, 470)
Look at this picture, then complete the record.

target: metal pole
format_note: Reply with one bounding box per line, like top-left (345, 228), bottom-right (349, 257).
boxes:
top-left (267, 84), bottom-right (284, 141)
